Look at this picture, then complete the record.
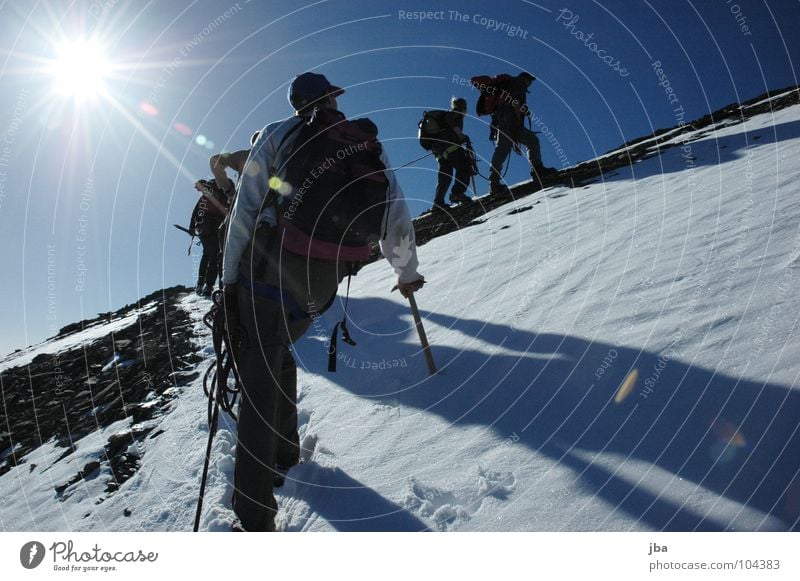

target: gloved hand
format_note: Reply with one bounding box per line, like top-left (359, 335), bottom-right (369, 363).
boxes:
top-left (397, 276), bottom-right (425, 298)
top-left (195, 179), bottom-right (222, 197)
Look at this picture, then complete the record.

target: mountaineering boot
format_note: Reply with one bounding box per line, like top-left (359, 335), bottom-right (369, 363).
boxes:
top-left (490, 181), bottom-right (510, 196)
top-left (431, 197), bottom-right (450, 214)
top-left (450, 193), bottom-right (473, 206)
top-left (531, 165), bottom-right (557, 181)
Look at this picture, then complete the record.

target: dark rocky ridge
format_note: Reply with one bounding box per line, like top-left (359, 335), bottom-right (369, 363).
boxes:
top-left (0, 285), bottom-right (202, 503)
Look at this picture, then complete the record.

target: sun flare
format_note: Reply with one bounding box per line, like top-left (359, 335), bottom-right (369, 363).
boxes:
top-left (49, 39), bottom-right (110, 99)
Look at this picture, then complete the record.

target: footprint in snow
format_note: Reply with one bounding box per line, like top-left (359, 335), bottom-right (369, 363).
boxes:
top-left (403, 468), bottom-right (516, 531)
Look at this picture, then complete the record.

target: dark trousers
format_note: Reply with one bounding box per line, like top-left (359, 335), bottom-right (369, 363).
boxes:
top-left (435, 148), bottom-right (471, 205)
top-left (233, 290), bottom-right (308, 532)
top-left (198, 234), bottom-right (221, 288)
top-left (231, 225), bottom-right (344, 531)
top-left (489, 125), bottom-right (543, 183)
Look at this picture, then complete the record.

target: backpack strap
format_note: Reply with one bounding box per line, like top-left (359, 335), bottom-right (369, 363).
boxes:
top-left (327, 265), bottom-right (358, 372)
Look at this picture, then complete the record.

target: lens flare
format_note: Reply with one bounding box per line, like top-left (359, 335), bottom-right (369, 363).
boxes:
top-left (139, 101), bottom-right (159, 116)
top-left (708, 418), bottom-right (748, 464)
top-left (614, 368), bottom-right (639, 404)
top-left (174, 122), bottom-right (193, 137)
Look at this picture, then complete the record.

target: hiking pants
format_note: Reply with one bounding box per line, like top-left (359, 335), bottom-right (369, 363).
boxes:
top-left (435, 147), bottom-right (471, 204)
top-left (231, 225), bottom-right (344, 532)
top-left (198, 233), bottom-right (221, 288)
top-left (489, 124), bottom-right (543, 183)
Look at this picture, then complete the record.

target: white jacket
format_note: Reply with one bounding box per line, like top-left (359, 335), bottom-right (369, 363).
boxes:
top-left (222, 114), bottom-right (421, 285)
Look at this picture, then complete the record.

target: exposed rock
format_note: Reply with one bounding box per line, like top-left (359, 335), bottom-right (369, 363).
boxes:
top-left (0, 285), bottom-right (202, 506)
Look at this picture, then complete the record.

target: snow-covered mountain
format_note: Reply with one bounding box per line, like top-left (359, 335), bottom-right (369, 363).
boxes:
top-left (2, 88), bottom-right (799, 532)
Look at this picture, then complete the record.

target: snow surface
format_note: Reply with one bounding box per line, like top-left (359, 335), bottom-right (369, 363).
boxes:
top-left (1, 104), bottom-right (799, 532)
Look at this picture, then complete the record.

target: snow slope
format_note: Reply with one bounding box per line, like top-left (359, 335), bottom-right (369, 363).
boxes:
top-left (2, 102), bottom-right (799, 532)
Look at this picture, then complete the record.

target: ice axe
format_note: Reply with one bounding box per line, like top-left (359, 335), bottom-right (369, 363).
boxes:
top-left (465, 138), bottom-right (480, 198)
top-left (391, 284), bottom-right (437, 375)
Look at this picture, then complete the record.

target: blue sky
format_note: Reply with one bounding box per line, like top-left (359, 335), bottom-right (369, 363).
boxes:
top-left (0, 0), bottom-right (798, 356)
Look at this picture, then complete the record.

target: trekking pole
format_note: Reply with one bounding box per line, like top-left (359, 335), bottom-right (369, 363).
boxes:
top-left (392, 285), bottom-right (437, 375)
top-left (194, 384), bottom-right (220, 532)
top-left (193, 290), bottom-right (239, 531)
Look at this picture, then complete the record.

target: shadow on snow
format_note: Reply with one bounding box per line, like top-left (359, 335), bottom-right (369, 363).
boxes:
top-left (293, 295), bottom-right (800, 532)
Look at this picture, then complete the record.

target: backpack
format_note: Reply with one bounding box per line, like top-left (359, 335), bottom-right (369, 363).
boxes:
top-left (471, 74), bottom-right (514, 116)
top-left (277, 109), bottom-right (389, 263)
top-left (418, 110), bottom-right (455, 152)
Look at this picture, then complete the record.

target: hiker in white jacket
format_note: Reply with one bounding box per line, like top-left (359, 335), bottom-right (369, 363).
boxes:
top-left (221, 72), bottom-right (424, 532)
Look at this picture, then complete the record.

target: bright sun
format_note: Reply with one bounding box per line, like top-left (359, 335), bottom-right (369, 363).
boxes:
top-left (50, 40), bottom-right (110, 99)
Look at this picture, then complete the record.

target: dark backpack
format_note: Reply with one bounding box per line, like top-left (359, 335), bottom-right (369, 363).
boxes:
top-left (418, 110), bottom-right (456, 152)
top-left (190, 180), bottom-right (228, 236)
top-left (277, 109), bottom-right (389, 263)
top-left (471, 74), bottom-right (514, 116)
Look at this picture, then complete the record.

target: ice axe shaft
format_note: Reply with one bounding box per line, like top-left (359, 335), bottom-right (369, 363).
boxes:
top-left (408, 294), bottom-right (437, 375)
top-left (392, 285), bottom-right (437, 375)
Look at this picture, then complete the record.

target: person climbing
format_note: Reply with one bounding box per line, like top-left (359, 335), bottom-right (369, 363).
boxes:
top-left (208, 130), bottom-right (260, 201)
top-left (221, 72), bottom-right (424, 532)
top-left (430, 97), bottom-right (475, 212)
top-left (190, 179), bottom-right (228, 296)
top-left (484, 72), bottom-right (556, 194)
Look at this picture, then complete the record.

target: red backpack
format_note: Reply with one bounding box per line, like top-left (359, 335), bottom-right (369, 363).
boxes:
top-left (471, 74), bottom-right (514, 116)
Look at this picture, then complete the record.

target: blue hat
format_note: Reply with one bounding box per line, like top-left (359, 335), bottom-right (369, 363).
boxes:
top-left (288, 72), bottom-right (345, 111)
